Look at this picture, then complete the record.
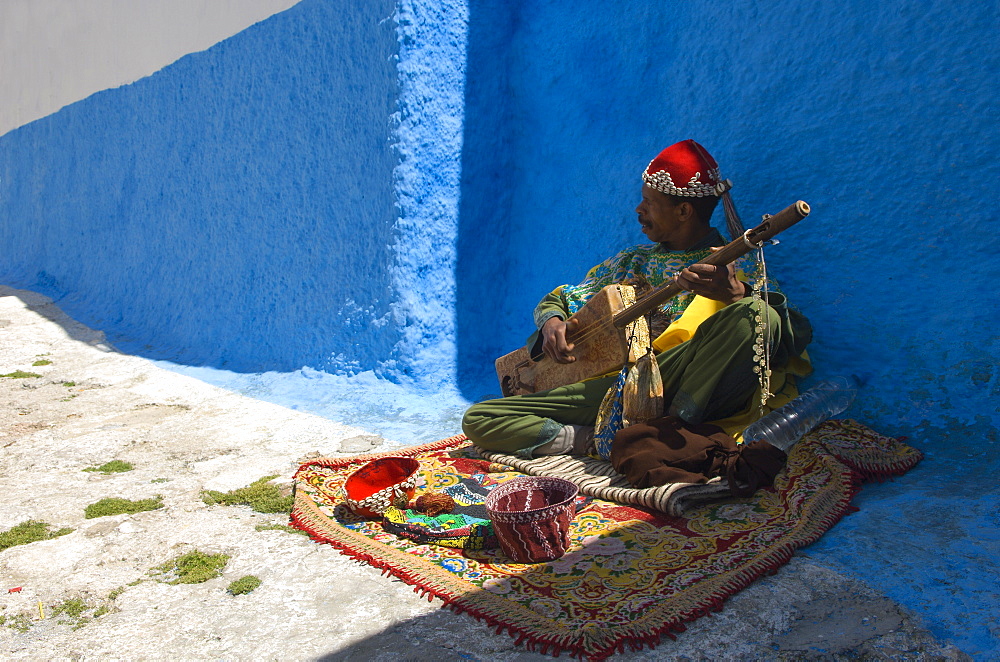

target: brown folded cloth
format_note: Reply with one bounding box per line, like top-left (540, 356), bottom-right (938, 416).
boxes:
top-left (610, 416), bottom-right (787, 497)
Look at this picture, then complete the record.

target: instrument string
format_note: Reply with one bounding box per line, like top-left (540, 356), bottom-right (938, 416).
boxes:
top-left (563, 280), bottom-right (680, 350)
top-left (563, 240), bottom-right (749, 351)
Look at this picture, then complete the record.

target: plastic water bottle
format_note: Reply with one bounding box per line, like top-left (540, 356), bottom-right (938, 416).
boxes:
top-left (742, 375), bottom-right (862, 451)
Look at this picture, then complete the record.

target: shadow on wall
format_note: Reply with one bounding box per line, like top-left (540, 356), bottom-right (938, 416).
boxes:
top-left (453, 0), bottom-right (517, 399)
top-left (0, 0), bottom-right (401, 375)
top-left (454, 0), bottom-right (696, 400)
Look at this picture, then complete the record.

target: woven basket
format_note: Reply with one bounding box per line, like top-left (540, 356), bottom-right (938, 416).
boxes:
top-left (485, 476), bottom-right (579, 563)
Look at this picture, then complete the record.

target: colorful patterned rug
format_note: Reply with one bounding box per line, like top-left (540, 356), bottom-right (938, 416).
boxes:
top-left (291, 420), bottom-right (921, 660)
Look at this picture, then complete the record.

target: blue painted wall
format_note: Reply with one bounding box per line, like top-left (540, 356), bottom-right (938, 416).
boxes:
top-left (1, 0), bottom-right (404, 376)
top-left (455, 0), bottom-right (999, 654)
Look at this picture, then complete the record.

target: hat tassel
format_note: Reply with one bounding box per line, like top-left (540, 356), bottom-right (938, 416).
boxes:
top-left (716, 179), bottom-right (745, 240)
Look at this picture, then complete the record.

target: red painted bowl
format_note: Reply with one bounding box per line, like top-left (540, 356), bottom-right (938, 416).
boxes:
top-left (341, 456), bottom-right (420, 519)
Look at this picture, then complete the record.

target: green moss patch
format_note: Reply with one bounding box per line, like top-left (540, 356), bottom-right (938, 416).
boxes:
top-left (202, 475), bottom-right (292, 514)
top-left (84, 496), bottom-right (162, 519)
top-left (62, 381), bottom-right (76, 387)
top-left (0, 520), bottom-right (73, 552)
top-left (31, 359), bottom-right (52, 366)
top-left (52, 597), bottom-right (88, 619)
top-left (51, 596), bottom-right (115, 630)
top-left (3, 612), bottom-right (32, 633)
top-left (1, 371), bottom-right (41, 379)
top-left (227, 575), bottom-right (262, 596)
top-left (152, 550), bottom-right (229, 585)
top-left (83, 460), bottom-right (134, 474)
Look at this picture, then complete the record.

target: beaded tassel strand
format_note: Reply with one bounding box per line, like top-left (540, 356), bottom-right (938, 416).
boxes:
top-left (750, 232), bottom-right (774, 418)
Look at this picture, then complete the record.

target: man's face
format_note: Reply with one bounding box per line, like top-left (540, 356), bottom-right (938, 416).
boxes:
top-left (635, 185), bottom-right (683, 243)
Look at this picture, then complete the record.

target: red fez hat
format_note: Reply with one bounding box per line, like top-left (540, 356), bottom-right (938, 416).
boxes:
top-left (642, 139), bottom-right (745, 238)
top-left (642, 139), bottom-right (729, 197)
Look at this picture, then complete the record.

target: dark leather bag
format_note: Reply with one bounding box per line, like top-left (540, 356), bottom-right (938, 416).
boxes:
top-left (610, 415), bottom-right (788, 497)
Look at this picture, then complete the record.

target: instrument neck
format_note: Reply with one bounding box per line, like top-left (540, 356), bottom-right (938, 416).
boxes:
top-left (612, 200), bottom-right (809, 329)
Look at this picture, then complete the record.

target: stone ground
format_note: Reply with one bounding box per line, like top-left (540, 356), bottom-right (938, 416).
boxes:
top-left (0, 285), bottom-right (969, 660)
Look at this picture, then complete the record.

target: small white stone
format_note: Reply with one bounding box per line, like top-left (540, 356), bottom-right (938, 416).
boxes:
top-left (117, 521), bottom-right (139, 534)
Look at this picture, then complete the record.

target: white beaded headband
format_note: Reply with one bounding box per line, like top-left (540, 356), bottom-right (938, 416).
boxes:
top-left (642, 164), bottom-right (727, 197)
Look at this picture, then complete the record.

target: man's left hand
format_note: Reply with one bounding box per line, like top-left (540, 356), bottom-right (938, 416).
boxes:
top-left (675, 252), bottom-right (748, 304)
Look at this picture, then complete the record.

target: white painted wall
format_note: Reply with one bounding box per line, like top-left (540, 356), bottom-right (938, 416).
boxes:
top-left (0, 0), bottom-right (301, 136)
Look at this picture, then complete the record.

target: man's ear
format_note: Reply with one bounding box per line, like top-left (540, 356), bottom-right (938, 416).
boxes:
top-left (676, 200), bottom-right (695, 222)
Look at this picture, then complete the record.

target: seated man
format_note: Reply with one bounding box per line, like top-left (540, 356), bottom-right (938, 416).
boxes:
top-left (463, 140), bottom-right (812, 460)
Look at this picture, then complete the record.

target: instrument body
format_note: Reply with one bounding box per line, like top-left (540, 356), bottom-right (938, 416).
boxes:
top-left (495, 201), bottom-right (810, 397)
top-left (495, 285), bottom-right (643, 396)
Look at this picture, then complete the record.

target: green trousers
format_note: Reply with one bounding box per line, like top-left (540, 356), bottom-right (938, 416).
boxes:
top-left (463, 298), bottom-right (798, 457)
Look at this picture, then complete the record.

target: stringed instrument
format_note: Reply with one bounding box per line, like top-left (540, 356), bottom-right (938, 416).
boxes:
top-left (495, 201), bottom-right (810, 396)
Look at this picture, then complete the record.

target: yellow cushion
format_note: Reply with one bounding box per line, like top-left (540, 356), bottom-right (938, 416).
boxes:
top-left (652, 295), bottom-right (727, 352)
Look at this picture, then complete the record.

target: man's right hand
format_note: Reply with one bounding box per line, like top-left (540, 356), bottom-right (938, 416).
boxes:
top-left (541, 316), bottom-right (577, 363)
